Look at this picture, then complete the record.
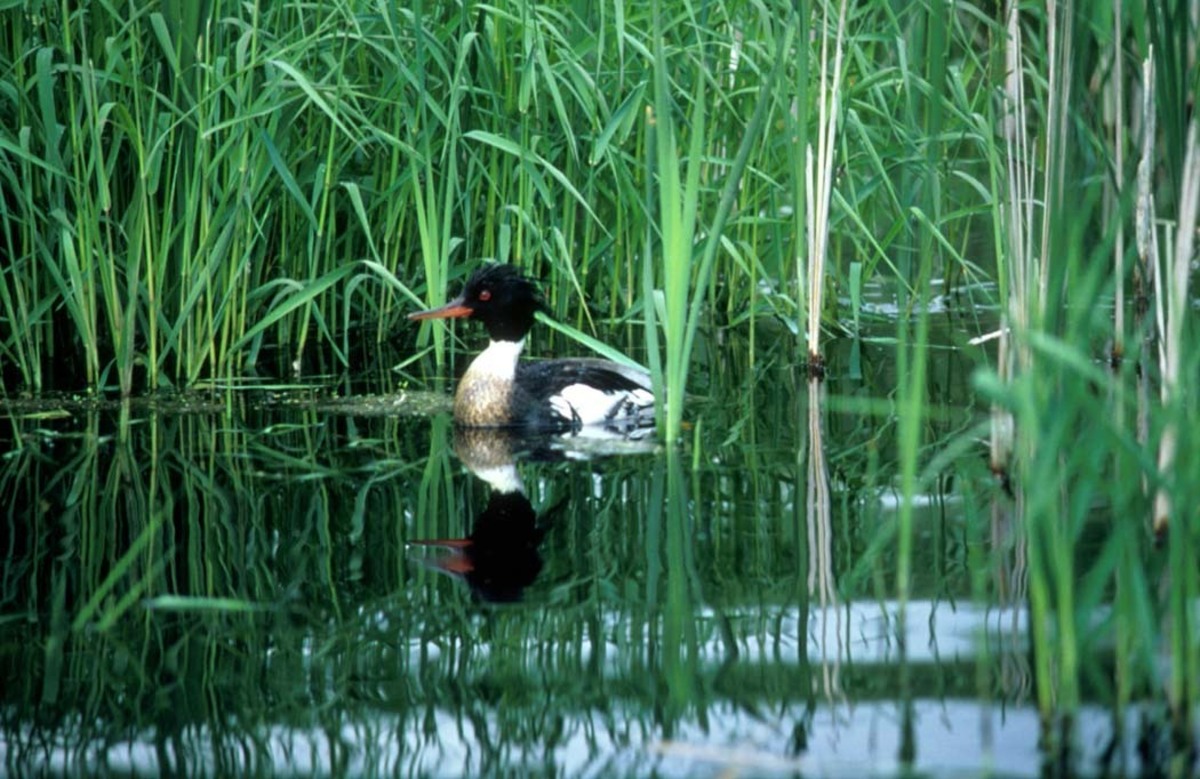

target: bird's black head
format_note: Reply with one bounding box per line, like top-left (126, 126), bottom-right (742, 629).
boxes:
top-left (409, 264), bottom-right (548, 342)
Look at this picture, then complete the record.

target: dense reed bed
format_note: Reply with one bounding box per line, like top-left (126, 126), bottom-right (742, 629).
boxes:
top-left (2, 0), bottom-right (1198, 768)
top-left (0, 1), bottom-right (1015, 391)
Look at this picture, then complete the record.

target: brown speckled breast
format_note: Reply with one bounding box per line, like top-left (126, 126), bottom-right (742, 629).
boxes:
top-left (453, 373), bottom-right (514, 426)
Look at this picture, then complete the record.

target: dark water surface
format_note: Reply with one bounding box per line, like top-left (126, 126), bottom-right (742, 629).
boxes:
top-left (0, 315), bottom-right (1185, 777)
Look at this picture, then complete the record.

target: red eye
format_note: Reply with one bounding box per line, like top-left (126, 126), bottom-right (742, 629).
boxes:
top-left (478, 289), bottom-right (492, 302)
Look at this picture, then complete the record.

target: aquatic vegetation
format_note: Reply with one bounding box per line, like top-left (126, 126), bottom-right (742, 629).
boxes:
top-left (1, 0), bottom-right (1197, 773)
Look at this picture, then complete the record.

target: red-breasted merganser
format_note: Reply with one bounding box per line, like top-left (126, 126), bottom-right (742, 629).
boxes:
top-left (409, 264), bottom-right (655, 432)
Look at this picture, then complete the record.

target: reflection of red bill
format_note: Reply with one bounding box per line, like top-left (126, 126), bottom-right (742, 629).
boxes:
top-left (409, 539), bottom-right (475, 575)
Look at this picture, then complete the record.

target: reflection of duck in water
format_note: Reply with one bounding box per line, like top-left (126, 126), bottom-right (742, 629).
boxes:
top-left (410, 490), bottom-right (545, 604)
top-left (409, 429), bottom-right (554, 603)
top-left (409, 264), bottom-right (654, 433)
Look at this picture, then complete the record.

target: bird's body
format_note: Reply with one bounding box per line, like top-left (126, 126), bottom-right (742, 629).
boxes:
top-left (409, 265), bottom-right (654, 432)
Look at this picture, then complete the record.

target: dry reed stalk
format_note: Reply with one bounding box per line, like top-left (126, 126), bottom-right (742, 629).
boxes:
top-left (1135, 55), bottom-right (1157, 500)
top-left (992, 0), bottom-right (1031, 474)
top-left (803, 0), bottom-right (849, 375)
top-left (1152, 120), bottom-right (1198, 535)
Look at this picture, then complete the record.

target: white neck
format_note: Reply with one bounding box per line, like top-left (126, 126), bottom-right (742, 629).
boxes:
top-left (465, 338), bottom-right (525, 380)
top-left (472, 464), bottom-right (525, 494)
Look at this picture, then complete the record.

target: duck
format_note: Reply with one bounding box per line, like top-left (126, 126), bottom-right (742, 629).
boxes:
top-left (408, 264), bottom-right (655, 432)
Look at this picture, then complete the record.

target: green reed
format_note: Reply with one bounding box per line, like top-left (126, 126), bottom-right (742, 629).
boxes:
top-left (962, 0), bottom-right (1200, 753)
top-left (0, 379), bottom-right (816, 767)
top-left (641, 1), bottom-right (790, 443)
top-left (644, 1), bottom-right (704, 442)
top-left (3, 0), bottom-right (987, 398)
top-left (2, 0), bottom-right (1199, 746)
top-left (0, 0), bottom-right (1163, 380)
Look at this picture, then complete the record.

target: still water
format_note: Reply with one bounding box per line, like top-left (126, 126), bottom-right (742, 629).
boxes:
top-left (0, 313), bottom-right (1187, 777)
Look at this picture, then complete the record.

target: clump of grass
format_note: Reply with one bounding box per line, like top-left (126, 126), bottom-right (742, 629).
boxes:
top-left (0, 1), bottom-right (1036, 406)
top-left (967, 0), bottom-right (1200, 755)
top-left (640, 1), bottom-right (787, 443)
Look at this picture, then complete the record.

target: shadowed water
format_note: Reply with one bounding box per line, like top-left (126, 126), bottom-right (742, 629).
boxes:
top-left (1, 316), bottom-right (1194, 777)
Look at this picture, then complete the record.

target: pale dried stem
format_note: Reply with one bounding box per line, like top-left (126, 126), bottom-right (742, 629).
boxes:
top-left (805, 0), bottom-right (849, 361)
top-left (992, 0), bottom-right (1029, 471)
top-left (1152, 120), bottom-right (1199, 534)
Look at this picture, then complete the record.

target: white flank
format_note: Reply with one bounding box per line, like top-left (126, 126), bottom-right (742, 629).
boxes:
top-left (552, 384), bottom-right (654, 427)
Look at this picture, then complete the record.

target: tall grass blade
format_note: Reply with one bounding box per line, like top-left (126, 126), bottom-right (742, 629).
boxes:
top-left (645, 2), bottom-right (789, 443)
